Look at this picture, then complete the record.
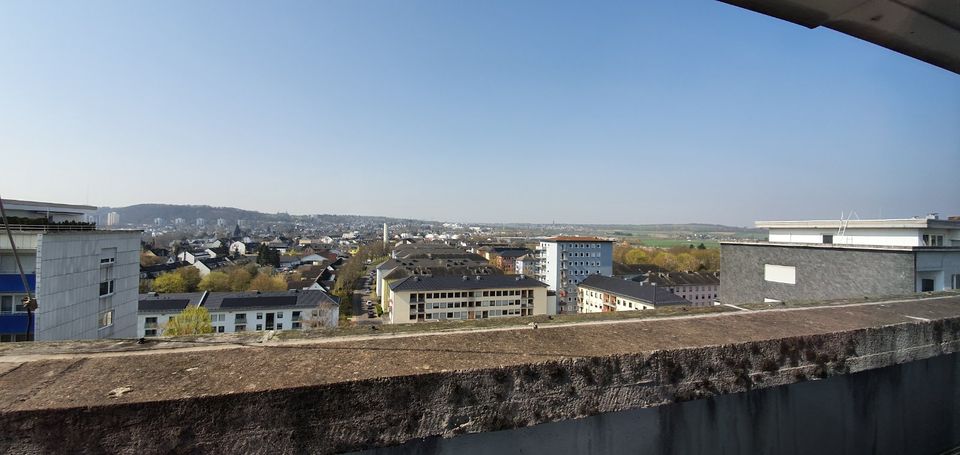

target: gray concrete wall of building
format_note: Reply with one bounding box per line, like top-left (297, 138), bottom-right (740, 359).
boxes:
top-left (34, 231), bottom-right (140, 340)
top-left (720, 244), bottom-right (916, 305)
top-left (365, 352), bottom-right (960, 455)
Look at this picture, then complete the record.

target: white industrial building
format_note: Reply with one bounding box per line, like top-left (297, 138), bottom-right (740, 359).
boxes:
top-left (533, 236), bottom-right (614, 314)
top-left (0, 199), bottom-right (140, 341)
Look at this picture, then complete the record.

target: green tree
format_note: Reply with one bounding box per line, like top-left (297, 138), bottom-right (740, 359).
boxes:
top-left (152, 272), bottom-right (188, 293)
top-left (697, 243), bottom-right (707, 250)
top-left (228, 268), bottom-right (253, 291)
top-left (651, 252), bottom-right (679, 272)
top-left (624, 248), bottom-right (649, 265)
top-left (163, 307), bottom-right (214, 336)
top-left (256, 244), bottom-right (280, 267)
top-left (675, 253), bottom-right (700, 272)
top-left (248, 273), bottom-right (287, 291)
top-left (175, 267), bottom-right (201, 292)
top-left (198, 271), bottom-right (231, 291)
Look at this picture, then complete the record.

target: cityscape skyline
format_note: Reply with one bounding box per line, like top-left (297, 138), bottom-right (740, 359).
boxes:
top-left (1, 0), bottom-right (958, 226)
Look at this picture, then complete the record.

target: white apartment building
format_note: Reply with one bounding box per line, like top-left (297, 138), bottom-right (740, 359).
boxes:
top-left (1, 199), bottom-right (140, 341)
top-left (386, 275), bottom-right (552, 324)
top-left (533, 236), bottom-right (614, 314)
top-left (137, 290), bottom-right (339, 337)
top-left (578, 275), bottom-right (688, 313)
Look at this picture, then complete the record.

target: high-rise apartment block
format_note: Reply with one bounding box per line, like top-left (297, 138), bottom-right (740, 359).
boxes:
top-left (533, 236), bottom-right (613, 313)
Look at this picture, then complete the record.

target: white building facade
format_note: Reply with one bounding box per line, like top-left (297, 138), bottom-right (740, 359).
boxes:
top-left (578, 275), bottom-right (688, 313)
top-left (386, 275), bottom-right (552, 324)
top-left (137, 290), bottom-right (339, 337)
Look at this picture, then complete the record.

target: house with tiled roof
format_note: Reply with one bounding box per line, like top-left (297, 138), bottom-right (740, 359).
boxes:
top-left (577, 275), bottom-right (688, 313)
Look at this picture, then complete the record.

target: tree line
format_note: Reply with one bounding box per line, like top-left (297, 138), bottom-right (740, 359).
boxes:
top-left (613, 243), bottom-right (720, 272)
top-left (145, 263), bottom-right (288, 294)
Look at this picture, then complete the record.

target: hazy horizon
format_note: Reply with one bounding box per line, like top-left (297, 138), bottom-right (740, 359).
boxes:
top-left (2, 1), bottom-right (957, 226)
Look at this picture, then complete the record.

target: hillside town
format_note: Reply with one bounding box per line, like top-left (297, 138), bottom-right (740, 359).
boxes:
top-left (1, 197), bottom-right (957, 343)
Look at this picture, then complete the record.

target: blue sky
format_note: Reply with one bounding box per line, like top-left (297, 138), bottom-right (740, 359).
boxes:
top-left (1, 1), bottom-right (957, 226)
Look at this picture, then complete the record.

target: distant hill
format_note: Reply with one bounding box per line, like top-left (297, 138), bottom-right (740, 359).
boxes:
top-left (95, 204), bottom-right (427, 227)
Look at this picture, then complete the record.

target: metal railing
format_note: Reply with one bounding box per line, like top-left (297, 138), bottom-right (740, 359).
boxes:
top-left (6, 224), bottom-right (97, 232)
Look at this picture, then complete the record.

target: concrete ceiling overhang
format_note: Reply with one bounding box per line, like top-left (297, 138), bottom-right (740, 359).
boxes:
top-left (720, 0), bottom-right (960, 74)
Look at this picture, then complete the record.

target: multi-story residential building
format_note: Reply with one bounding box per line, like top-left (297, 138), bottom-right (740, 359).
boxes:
top-left (515, 254), bottom-right (536, 276)
top-left (533, 236), bottom-right (614, 314)
top-left (386, 275), bottom-right (551, 324)
top-left (632, 271), bottom-right (719, 306)
top-left (137, 292), bottom-right (206, 337)
top-left (577, 275), bottom-right (688, 313)
top-left (106, 212), bottom-right (120, 226)
top-left (376, 244), bottom-right (492, 297)
top-left (1, 199), bottom-right (140, 342)
top-left (490, 248), bottom-right (531, 274)
top-left (721, 216), bottom-right (960, 305)
top-left (137, 289), bottom-right (339, 337)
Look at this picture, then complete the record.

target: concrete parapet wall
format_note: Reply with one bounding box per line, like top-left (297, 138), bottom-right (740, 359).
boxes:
top-left (1, 313), bottom-right (958, 453)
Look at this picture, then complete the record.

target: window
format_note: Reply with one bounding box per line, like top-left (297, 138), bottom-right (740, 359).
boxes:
top-left (292, 322), bottom-right (301, 329)
top-left (100, 248), bottom-right (117, 265)
top-left (953, 274), bottom-right (960, 290)
top-left (822, 234), bottom-right (833, 244)
top-left (99, 280), bottom-right (114, 297)
top-left (256, 312), bottom-right (263, 320)
top-left (0, 296), bottom-right (12, 313)
top-left (276, 323), bottom-right (283, 330)
top-left (922, 234), bottom-right (944, 246)
top-left (256, 324), bottom-right (263, 330)
top-left (292, 311), bottom-right (301, 321)
top-left (235, 314), bottom-right (247, 323)
top-left (98, 310), bottom-right (114, 328)
top-left (277, 312), bottom-right (284, 319)
top-left (235, 325), bottom-right (246, 332)
top-left (217, 326), bottom-right (225, 333)
top-left (764, 264), bottom-right (796, 284)
top-left (145, 329), bottom-right (157, 337)
top-left (145, 317), bottom-right (158, 328)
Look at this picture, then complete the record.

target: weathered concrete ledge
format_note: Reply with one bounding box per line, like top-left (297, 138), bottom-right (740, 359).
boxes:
top-left (0, 295), bottom-right (958, 454)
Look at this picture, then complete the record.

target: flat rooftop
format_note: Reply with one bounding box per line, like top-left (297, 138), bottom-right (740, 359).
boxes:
top-left (1, 199), bottom-right (96, 213)
top-left (721, 240), bottom-right (960, 252)
top-left (0, 293), bottom-right (958, 412)
top-left (756, 218), bottom-right (960, 230)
